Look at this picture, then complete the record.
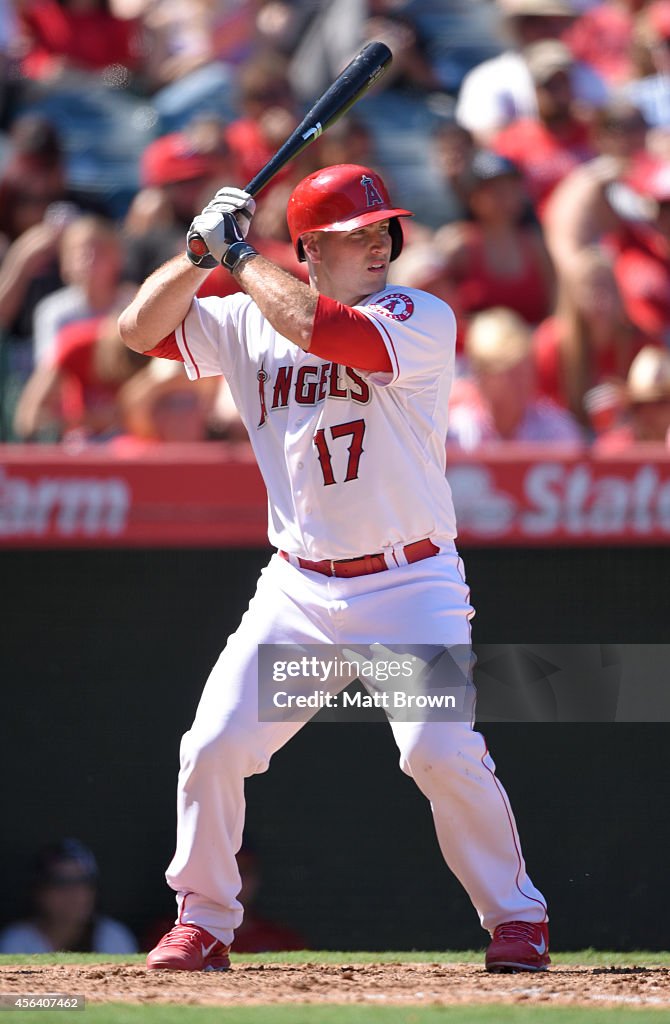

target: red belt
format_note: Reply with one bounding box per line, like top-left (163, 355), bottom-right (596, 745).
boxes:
top-left (279, 538), bottom-right (439, 578)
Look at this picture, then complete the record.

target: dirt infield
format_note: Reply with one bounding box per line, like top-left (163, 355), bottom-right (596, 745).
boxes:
top-left (2, 961), bottom-right (670, 1009)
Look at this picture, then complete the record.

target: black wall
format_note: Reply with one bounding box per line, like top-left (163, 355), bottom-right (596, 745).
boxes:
top-left (2, 546), bottom-right (669, 952)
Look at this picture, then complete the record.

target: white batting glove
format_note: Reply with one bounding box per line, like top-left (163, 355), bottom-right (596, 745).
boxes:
top-left (186, 187), bottom-right (256, 268)
top-left (203, 187), bottom-right (256, 235)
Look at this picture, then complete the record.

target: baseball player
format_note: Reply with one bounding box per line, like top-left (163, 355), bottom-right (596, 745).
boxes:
top-left (118, 163), bottom-right (549, 973)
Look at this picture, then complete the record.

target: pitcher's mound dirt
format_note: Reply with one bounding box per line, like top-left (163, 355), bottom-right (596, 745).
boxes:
top-left (2, 962), bottom-right (670, 1008)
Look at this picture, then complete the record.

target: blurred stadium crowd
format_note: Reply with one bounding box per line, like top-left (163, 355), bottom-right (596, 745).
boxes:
top-left (2, 0), bottom-right (670, 451)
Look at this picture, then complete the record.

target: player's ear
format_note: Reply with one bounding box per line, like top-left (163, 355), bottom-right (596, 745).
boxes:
top-left (301, 232), bottom-right (322, 263)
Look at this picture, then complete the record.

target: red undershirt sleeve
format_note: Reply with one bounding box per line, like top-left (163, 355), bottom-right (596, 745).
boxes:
top-left (144, 331), bottom-right (183, 361)
top-left (308, 294), bottom-right (392, 372)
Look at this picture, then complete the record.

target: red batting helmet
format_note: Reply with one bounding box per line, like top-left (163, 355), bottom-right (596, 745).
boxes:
top-left (287, 164), bottom-right (412, 262)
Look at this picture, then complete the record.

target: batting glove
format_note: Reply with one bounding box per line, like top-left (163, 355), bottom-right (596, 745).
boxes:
top-left (186, 187), bottom-right (256, 269)
top-left (205, 187), bottom-right (255, 224)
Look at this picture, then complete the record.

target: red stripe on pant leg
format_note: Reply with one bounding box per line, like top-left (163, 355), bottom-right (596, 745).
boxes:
top-left (455, 554), bottom-right (476, 726)
top-left (480, 741), bottom-right (548, 922)
top-left (178, 891), bottom-right (194, 924)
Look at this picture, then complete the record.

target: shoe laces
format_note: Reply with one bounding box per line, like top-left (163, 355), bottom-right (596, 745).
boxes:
top-left (159, 926), bottom-right (203, 948)
top-left (494, 921), bottom-right (541, 942)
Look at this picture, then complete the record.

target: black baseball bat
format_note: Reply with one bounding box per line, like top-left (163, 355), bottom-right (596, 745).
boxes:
top-left (188, 41), bottom-right (392, 259)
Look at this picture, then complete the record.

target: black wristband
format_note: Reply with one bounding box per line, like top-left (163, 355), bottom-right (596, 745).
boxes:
top-left (222, 241), bottom-right (259, 273)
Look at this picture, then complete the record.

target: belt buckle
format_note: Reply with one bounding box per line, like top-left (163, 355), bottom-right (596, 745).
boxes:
top-left (329, 559), bottom-right (337, 577)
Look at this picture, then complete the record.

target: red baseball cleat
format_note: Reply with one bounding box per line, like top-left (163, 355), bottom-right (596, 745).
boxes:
top-left (146, 924), bottom-right (231, 971)
top-left (485, 920), bottom-right (550, 973)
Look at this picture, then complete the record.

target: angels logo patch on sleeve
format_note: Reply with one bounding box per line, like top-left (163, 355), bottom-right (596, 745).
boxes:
top-left (368, 293), bottom-right (415, 322)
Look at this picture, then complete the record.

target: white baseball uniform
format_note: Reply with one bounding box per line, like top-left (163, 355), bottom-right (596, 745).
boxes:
top-left (159, 283), bottom-right (547, 944)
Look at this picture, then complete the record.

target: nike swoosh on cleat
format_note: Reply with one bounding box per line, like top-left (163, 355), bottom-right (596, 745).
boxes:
top-left (201, 939), bottom-right (220, 958)
top-left (529, 937), bottom-right (547, 955)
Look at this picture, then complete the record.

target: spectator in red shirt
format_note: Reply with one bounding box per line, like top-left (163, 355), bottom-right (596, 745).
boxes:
top-left (138, 123), bottom-right (236, 227)
top-left (125, 118), bottom-right (242, 285)
top-left (608, 160), bottom-right (670, 342)
top-left (436, 151), bottom-right (555, 329)
top-left (533, 246), bottom-right (653, 428)
top-left (13, 315), bottom-right (145, 441)
top-left (126, 117), bottom-right (308, 299)
top-left (493, 40), bottom-right (595, 218)
top-left (563, 0), bottom-right (644, 86)
top-left (542, 102), bottom-right (655, 277)
top-left (448, 307), bottom-right (583, 449)
top-left (596, 344), bottom-right (670, 448)
top-left (18, 0), bottom-right (140, 81)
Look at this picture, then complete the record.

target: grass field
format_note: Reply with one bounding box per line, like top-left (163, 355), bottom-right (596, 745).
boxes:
top-left (1, 951), bottom-right (668, 967)
top-left (6, 1007), bottom-right (670, 1024)
top-left (2, 951), bottom-right (670, 1023)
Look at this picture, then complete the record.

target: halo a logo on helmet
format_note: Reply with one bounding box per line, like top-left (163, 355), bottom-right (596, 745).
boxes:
top-left (361, 174), bottom-right (384, 207)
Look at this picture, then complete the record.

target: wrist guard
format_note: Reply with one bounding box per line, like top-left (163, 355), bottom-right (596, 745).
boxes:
top-left (222, 241), bottom-right (259, 273)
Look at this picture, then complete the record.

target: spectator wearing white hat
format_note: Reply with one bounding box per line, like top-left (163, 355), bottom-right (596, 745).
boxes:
top-left (455, 0), bottom-right (609, 145)
top-left (596, 344), bottom-right (670, 448)
top-left (493, 39), bottom-right (595, 218)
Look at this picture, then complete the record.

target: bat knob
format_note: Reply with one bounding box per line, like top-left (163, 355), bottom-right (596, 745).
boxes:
top-left (186, 231), bottom-right (217, 268)
top-left (188, 235), bottom-right (209, 257)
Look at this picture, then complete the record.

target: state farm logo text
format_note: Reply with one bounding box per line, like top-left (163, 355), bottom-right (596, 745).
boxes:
top-left (523, 464), bottom-right (670, 535)
top-left (448, 462), bottom-right (670, 538)
top-left (0, 468), bottom-right (130, 537)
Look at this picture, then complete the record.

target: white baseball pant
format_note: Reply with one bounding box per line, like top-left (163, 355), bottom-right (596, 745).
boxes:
top-left (165, 545), bottom-right (547, 944)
